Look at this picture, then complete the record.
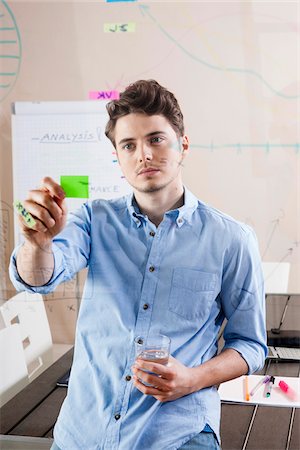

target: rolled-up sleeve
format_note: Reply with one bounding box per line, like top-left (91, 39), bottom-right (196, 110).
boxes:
top-left (9, 202), bottom-right (92, 295)
top-left (221, 226), bottom-right (267, 374)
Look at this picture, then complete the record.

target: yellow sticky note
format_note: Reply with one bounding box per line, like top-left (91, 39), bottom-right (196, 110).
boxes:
top-left (104, 23), bottom-right (136, 33)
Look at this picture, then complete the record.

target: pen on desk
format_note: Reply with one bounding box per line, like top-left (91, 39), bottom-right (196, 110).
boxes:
top-left (278, 380), bottom-right (298, 401)
top-left (250, 375), bottom-right (270, 397)
top-left (266, 376), bottom-right (275, 398)
top-left (245, 375), bottom-right (250, 401)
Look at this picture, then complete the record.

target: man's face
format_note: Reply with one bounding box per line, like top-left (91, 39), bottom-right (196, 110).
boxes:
top-left (114, 113), bottom-right (188, 194)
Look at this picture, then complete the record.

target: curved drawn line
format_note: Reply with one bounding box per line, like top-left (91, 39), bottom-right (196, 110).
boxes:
top-left (125, 24), bottom-right (196, 82)
top-left (139, 5), bottom-right (299, 100)
top-left (0, 72), bottom-right (16, 75)
top-left (0, 1), bottom-right (22, 102)
top-left (0, 26), bottom-right (14, 30)
top-left (0, 83), bottom-right (10, 88)
top-left (0, 40), bottom-right (17, 43)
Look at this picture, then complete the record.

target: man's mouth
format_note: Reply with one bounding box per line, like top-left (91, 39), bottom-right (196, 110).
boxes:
top-left (137, 167), bottom-right (160, 175)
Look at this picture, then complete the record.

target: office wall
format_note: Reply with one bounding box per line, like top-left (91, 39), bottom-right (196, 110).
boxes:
top-left (0, 1), bottom-right (299, 341)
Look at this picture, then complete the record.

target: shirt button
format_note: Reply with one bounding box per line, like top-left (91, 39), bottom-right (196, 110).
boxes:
top-left (115, 414), bottom-right (121, 421)
top-left (178, 218), bottom-right (183, 224)
top-left (125, 375), bottom-right (132, 381)
top-left (149, 231), bottom-right (155, 237)
top-left (149, 266), bottom-right (155, 272)
top-left (137, 338), bottom-right (143, 344)
top-left (143, 304), bottom-right (149, 310)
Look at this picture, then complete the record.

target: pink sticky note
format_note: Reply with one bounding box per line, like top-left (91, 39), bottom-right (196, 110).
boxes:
top-left (89, 90), bottom-right (120, 100)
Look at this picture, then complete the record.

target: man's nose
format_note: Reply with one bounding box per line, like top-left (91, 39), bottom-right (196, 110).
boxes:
top-left (137, 143), bottom-right (153, 163)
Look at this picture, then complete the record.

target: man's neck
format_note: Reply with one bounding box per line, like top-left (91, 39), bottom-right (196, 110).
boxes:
top-left (134, 184), bottom-right (185, 227)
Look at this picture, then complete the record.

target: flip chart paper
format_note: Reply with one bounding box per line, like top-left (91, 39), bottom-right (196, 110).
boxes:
top-left (11, 102), bottom-right (131, 246)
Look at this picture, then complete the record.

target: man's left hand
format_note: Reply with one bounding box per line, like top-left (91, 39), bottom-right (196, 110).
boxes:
top-left (131, 355), bottom-right (195, 402)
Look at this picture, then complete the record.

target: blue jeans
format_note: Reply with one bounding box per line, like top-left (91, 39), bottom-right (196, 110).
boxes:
top-left (178, 431), bottom-right (221, 449)
top-left (51, 432), bottom-right (220, 450)
top-left (50, 443), bottom-right (61, 450)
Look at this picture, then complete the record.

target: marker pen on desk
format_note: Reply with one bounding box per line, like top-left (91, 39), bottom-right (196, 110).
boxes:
top-left (244, 376), bottom-right (250, 401)
top-left (266, 376), bottom-right (275, 398)
top-left (279, 381), bottom-right (298, 401)
top-left (250, 376), bottom-right (270, 397)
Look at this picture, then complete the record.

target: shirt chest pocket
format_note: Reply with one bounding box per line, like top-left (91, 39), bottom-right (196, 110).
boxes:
top-left (168, 268), bottom-right (217, 321)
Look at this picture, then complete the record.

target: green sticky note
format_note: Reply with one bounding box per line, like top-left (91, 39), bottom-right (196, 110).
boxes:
top-left (60, 176), bottom-right (89, 198)
top-left (14, 200), bottom-right (36, 228)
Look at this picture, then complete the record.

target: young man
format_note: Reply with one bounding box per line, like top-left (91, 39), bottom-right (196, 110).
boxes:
top-left (10, 80), bottom-right (267, 450)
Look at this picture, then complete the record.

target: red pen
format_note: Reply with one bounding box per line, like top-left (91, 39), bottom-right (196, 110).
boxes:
top-left (278, 381), bottom-right (298, 401)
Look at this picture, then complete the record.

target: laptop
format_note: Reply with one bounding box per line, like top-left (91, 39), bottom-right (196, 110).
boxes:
top-left (267, 346), bottom-right (300, 362)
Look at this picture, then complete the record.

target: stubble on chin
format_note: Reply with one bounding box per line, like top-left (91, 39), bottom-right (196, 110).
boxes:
top-left (131, 174), bottom-right (180, 194)
top-left (131, 181), bottom-right (167, 194)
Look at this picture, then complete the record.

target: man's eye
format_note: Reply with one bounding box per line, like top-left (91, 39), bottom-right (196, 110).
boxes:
top-left (123, 143), bottom-right (134, 151)
top-left (150, 137), bottom-right (163, 144)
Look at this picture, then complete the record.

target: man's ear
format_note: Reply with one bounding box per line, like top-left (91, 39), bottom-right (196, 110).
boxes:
top-left (181, 135), bottom-right (189, 158)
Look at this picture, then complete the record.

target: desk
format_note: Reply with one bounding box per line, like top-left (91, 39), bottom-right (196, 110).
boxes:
top-left (0, 349), bottom-right (73, 439)
top-left (220, 359), bottom-right (300, 450)
top-left (1, 350), bottom-right (299, 450)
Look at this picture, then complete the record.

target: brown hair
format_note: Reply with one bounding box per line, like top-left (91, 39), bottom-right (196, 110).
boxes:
top-left (105, 80), bottom-right (184, 147)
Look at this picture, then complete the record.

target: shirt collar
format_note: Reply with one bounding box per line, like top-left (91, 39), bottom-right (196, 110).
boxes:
top-left (126, 187), bottom-right (198, 228)
top-left (126, 194), bottom-right (144, 227)
top-left (175, 187), bottom-right (199, 227)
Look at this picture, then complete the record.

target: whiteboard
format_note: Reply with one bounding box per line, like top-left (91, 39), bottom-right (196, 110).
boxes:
top-left (11, 101), bottom-right (131, 244)
top-left (2, 1), bottom-right (299, 293)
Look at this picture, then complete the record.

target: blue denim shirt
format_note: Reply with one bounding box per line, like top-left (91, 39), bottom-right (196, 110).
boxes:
top-left (9, 188), bottom-right (267, 450)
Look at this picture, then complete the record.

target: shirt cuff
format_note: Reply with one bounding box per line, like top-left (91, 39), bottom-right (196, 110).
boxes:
top-left (223, 339), bottom-right (267, 374)
top-left (9, 243), bottom-right (67, 294)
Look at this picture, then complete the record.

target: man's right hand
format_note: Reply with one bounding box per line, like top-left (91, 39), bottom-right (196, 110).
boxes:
top-left (18, 176), bottom-right (68, 249)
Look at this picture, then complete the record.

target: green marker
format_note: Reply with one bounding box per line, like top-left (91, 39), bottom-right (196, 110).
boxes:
top-left (14, 200), bottom-right (36, 228)
top-left (60, 175), bottom-right (89, 199)
top-left (266, 376), bottom-right (275, 398)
